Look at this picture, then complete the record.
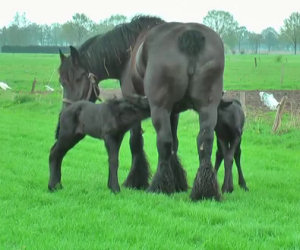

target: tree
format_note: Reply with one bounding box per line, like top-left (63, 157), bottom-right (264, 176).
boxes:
top-left (281, 12), bottom-right (300, 54)
top-left (203, 10), bottom-right (239, 38)
top-left (248, 32), bottom-right (262, 54)
top-left (203, 10), bottom-right (239, 52)
top-left (262, 27), bottom-right (279, 52)
top-left (71, 13), bottom-right (95, 45)
top-left (236, 26), bottom-right (248, 53)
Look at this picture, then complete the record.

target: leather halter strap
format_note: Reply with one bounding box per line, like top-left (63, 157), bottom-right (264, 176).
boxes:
top-left (62, 73), bottom-right (101, 105)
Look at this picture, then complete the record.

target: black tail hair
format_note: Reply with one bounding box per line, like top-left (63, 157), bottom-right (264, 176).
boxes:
top-left (178, 30), bottom-right (205, 56)
top-left (178, 30), bottom-right (205, 75)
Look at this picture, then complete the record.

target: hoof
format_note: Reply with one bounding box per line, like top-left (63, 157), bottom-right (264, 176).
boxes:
top-left (190, 163), bottom-right (221, 201)
top-left (108, 183), bottom-right (121, 193)
top-left (171, 154), bottom-right (188, 192)
top-left (123, 154), bottom-right (150, 190)
top-left (240, 184), bottom-right (249, 192)
top-left (48, 182), bottom-right (63, 192)
top-left (123, 175), bottom-right (149, 190)
top-left (147, 163), bottom-right (176, 194)
top-left (222, 185), bottom-right (234, 193)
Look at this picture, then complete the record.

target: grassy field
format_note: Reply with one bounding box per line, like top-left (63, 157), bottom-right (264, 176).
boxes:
top-left (0, 54), bottom-right (300, 249)
top-left (0, 53), bottom-right (300, 91)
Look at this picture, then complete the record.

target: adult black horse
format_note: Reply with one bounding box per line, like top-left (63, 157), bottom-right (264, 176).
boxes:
top-left (57, 16), bottom-right (224, 201)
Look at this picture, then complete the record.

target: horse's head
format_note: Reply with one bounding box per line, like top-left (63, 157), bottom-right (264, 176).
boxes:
top-left (58, 46), bottom-right (100, 108)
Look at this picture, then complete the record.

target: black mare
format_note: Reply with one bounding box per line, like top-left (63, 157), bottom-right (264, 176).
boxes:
top-left (215, 99), bottom-right (248, 193)
top-left (57, 16), bottom-right (225, 200)
top-left (49, 97), bottom-right (150, 192)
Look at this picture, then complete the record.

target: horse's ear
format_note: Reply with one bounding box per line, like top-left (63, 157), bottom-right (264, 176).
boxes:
top-left (70, 46), bottom-right (80, 66)
top-left (59, 49), bottom-right (66, 62)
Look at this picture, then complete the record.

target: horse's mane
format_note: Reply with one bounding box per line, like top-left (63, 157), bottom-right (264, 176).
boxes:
top-left (78, 15), bottom-right (165, 77)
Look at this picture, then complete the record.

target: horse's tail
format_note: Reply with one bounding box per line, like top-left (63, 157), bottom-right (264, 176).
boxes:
top-left (178, 29), bottom-right (205, 75)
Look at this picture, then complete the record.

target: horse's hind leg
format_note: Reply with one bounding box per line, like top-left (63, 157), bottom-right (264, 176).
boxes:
top-left (234, 140), bottom-right (249, 191)
top-left (48, 134), bottom-right (83, 191)
top-left (104, 134), bottom-right (123, 193)
top-left (123, 122), bottom-right (150, 189)
top-left (170, 113), bottom-right (188, 192)
top-left (190, 105), bottom-right (221, 201)
top-left (148, 107), bottom-right (176, 194)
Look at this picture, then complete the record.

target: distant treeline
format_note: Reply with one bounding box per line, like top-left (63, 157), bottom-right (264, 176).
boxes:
top-left (1, 45), bottom-right (69, 54)
top-left (1, 11), bottom-right (299, 54)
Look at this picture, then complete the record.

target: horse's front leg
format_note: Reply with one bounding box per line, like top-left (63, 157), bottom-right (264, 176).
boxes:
top-left (123, 122), bottom-right (150, 189)
top-left (190, 105), bottom-right (221, 201)
top-left (148, 106), bottom-right (176, 194)
top-left (104, 134), bottom-right (124, 193)
top-left (170, 113), bottom-right (188, 192)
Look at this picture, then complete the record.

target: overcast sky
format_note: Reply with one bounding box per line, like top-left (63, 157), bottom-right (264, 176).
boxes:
top-left (1, 0), bottom-right (299, 33)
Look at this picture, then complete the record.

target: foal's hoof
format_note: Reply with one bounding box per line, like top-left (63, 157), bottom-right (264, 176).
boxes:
top-left (221, 185), bottom-right (234, 193)
top-left (109, 185), bottom-right (121, 194)
top-left (240, 184), bottom-right (249, 192)
top-left (48, 182), bottom-right (63, 192)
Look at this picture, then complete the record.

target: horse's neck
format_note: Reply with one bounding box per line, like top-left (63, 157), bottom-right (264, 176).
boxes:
top-left (81, 40), bottom-right (130, 81)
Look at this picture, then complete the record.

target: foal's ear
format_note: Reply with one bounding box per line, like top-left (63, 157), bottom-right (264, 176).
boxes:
top-left (59, 49), bottom-right (66, 62)
top-left (219, 99), bottom-right (233, 108)
top-left (70, 46), bottom-right (81, 66)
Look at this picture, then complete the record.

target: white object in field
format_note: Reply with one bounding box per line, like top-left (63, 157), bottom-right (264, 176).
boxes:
top-left (45, 85), bottom-right (54, 92)
top-left (0, 82), bottom-right (11, 90)
top-left (259, 92), bottom-right (279, 110)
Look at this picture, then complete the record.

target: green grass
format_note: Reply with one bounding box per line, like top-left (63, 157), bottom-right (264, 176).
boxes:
top-left (224, 54), bottom-right (300, 90)
top-left (1, 53), bottom-right (300, 248)
top-left (1, 91), bottom-right (300, 249)
top-left (1, 53), bottom-right (300, 91)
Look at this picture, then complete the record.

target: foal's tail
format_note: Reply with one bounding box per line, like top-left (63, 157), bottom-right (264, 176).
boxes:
top-left (178, 29), bottom-right (205, 75)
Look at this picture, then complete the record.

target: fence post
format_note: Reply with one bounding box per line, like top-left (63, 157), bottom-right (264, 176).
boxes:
top-left (31, 78), bottom-right (37, 93)
top-left (240, 91), bottom-right (246, 117)
top-left (272, 95), bottom-right (287, 133)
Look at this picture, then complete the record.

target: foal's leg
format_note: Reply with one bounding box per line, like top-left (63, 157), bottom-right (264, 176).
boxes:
top-left (234, 140), bottom-right (249, 191)
top-left (123, 122), bottom-right (150, 189)
top-left (190, 105), bottom-right (221, 201)
top-left (214, 139), bottom-right (224, 173)
top-left (48, 134), bottom-right (84, 191)
top-left (170, 113), bottom-right (188, 192)
top-left (104, 134), bottom-right (124, 193)
top-left (217, 139), bottom-right (234, 193)
top-left (148, 106), bottom-right (176, 194)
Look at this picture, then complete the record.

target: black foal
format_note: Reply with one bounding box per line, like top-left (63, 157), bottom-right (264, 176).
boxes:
top-left (214, 98), bottom-right (248, 193)
top-left (48, 96), bottom-right (150, 193)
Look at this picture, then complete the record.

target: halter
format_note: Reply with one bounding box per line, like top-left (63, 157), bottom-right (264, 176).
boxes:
top-left (62, 73), bottom-right (101, 105)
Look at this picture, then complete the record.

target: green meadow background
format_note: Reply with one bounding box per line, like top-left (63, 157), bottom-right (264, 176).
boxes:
top-left (0, 53), bottom-right (300, 249)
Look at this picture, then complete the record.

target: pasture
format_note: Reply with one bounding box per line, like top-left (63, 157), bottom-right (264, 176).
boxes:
top-left (0, 53), bottom-right (300, 249)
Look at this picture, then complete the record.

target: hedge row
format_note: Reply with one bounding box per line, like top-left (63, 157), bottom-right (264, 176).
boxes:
top-left (1, 46), bottom-right (70, 54)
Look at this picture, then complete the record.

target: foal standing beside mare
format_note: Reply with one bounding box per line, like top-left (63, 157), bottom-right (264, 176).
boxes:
top-left (58, 16), bottom-right (225, 201)
top-left (215, 99), bottom-right (248, 193)
top-left (48, 97), bottom-right (150, 192)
